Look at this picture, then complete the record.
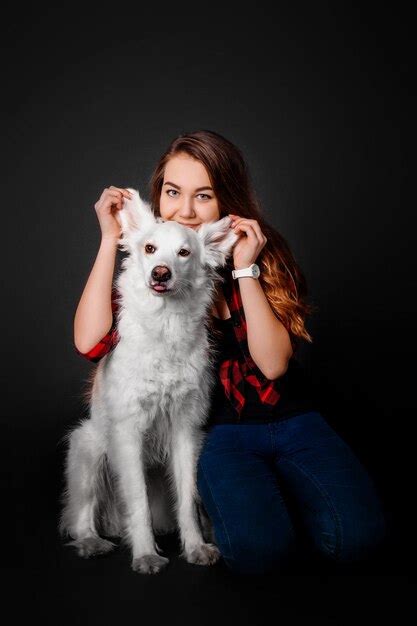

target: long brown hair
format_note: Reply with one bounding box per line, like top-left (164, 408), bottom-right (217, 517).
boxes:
top-left (148, 130), bottom-right (317, 349)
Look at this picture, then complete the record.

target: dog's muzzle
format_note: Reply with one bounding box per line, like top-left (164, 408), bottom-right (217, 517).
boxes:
top-left (150, 266), bottom-right (171, 293)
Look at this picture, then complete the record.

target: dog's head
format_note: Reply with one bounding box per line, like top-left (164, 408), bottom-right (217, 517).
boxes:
top-left (117, 188), bottom-right (239, 296)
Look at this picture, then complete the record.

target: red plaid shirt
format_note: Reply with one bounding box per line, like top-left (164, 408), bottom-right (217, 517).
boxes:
top-left (74, 258), bottom-right (296, 417)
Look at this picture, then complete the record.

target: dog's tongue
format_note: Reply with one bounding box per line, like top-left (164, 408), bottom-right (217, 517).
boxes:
top-left (153, 285), bottom-right (167, 292)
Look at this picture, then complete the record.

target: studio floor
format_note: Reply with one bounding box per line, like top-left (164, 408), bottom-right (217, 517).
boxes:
top-left (7, 514), bottom-right (413, 625)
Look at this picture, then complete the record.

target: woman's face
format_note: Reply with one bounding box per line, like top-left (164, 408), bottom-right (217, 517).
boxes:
top-left (159, 152), bottom-right (220, 231)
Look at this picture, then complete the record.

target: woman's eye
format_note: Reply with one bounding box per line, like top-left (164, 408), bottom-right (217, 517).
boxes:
top-left (145, 244), bottom-right (155, 253)
top-left (179, 249), bottom-right (190, 257)
top-left (166, 189), bottom-right (211, 200)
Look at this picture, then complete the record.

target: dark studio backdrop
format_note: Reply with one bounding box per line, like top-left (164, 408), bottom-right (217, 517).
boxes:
top-left (2, 4), bottom-right (412, 624)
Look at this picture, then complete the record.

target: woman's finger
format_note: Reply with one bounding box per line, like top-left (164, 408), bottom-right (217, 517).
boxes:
top-left (232, 220), bottom-right (264, 245)
top-left (108, 186), bottom-right (133, 199)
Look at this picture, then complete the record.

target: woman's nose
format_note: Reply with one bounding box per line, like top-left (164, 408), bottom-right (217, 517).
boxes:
top-left (178, 196), bottom-right (196, 217)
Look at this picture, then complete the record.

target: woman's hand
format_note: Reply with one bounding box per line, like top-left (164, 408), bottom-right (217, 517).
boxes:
top-left (228, 214), bottom-right (267, 269)
top-left (94, 186), bottom-right (133, 241)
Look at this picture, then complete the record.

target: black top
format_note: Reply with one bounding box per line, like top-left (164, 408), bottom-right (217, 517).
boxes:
top-left (205, 316), bottom-right (320, 429)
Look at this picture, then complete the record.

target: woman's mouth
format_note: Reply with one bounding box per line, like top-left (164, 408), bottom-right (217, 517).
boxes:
top-left (179, 223), bottom-right (201, 230)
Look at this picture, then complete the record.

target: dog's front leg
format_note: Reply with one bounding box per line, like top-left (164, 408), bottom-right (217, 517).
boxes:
top-left (108, 418), bottom-right (169, 574)
top-left (170, 424), bottom-right (221, 566)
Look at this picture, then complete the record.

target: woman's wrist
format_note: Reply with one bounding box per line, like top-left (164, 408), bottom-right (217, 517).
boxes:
top-left (233, 262), bottom-right (255, 271)
top-left (100, 235), bottom-right (119, 248)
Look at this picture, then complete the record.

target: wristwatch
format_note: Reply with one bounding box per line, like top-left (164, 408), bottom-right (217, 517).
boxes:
top-left (232, 263), bottom-right (261, 279)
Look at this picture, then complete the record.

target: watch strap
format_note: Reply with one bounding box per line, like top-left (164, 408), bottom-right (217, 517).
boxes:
top-left (232, 263), bottom-right (260, 279)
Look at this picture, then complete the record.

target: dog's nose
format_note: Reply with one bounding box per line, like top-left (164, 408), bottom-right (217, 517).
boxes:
top-left (151, 266), bottom-right (171, 282)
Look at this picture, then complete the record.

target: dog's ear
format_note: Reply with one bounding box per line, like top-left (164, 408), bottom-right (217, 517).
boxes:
top-left (197, 216), bottom-right (240, 269)
top-left (117, 188), bottom-right (156, 252)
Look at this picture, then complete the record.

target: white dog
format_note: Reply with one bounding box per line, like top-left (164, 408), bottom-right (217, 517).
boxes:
top-left (59, 189), bottom-right (238, 574)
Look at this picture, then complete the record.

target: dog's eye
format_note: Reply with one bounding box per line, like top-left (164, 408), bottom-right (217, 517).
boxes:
top-left (145, 244), bottom-right (155, 253)
top-left (178, 249), bottom-right (190, 257)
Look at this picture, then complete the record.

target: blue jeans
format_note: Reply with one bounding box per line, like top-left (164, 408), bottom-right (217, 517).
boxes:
top-left (197, 411), bottom-right (388, 575)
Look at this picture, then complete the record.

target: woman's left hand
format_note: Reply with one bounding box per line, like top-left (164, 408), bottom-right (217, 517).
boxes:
top-left (228, 214), bottom-right (267, 269)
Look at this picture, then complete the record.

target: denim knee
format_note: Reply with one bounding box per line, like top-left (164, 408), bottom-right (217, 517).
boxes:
top-left (339, 511), bottom-right (388, 564)
top-left (316, 508), bottom-right (388, 565)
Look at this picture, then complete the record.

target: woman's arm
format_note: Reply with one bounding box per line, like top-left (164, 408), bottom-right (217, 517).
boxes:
top-left (228, 213), bottom-right (295, 380)
top-left (74, 236), bottom-right (119, 354)
top-left (237, 276), bottom-right (294, 380)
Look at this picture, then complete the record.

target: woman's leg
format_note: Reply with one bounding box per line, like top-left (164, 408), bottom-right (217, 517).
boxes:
top-left (197, 423), bottom-right (298, 575)
top-left (270, 411), bottom-right (388, 569)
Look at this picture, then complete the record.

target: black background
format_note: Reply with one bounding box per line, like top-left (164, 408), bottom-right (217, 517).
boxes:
top-left (2, 4), bottom-right (413, 624)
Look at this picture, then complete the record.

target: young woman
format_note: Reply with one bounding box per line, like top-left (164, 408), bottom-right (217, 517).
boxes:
top-left (73, 130), bottom-right (387, 575)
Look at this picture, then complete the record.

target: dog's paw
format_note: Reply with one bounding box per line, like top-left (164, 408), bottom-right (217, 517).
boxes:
top-left (183, 542), bottom-right (221, 566)
top-left (131, 554), bottom-right (169, 574)
top-left (65, 536), bottom-right (116, 559)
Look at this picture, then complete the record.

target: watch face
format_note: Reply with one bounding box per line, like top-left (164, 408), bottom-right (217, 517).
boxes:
top-left (251, 264), bottom-right (260, 278)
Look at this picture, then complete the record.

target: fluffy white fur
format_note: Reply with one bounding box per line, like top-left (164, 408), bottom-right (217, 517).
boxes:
top-left (59, 189), bottom-right (238, 574)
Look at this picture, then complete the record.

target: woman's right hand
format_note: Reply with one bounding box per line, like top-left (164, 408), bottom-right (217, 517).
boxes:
top-left (94, 186), bottom-right (133, 240)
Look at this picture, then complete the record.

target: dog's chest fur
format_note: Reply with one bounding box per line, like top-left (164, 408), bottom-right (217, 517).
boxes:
top-left (99, 309), bottom-right (213, 435)
top-left (115, 313), bottom-right (209, 376)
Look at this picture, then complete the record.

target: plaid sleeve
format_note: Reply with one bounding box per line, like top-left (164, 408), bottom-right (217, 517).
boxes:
top-left (74, 287), bottom-right (121, 363)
